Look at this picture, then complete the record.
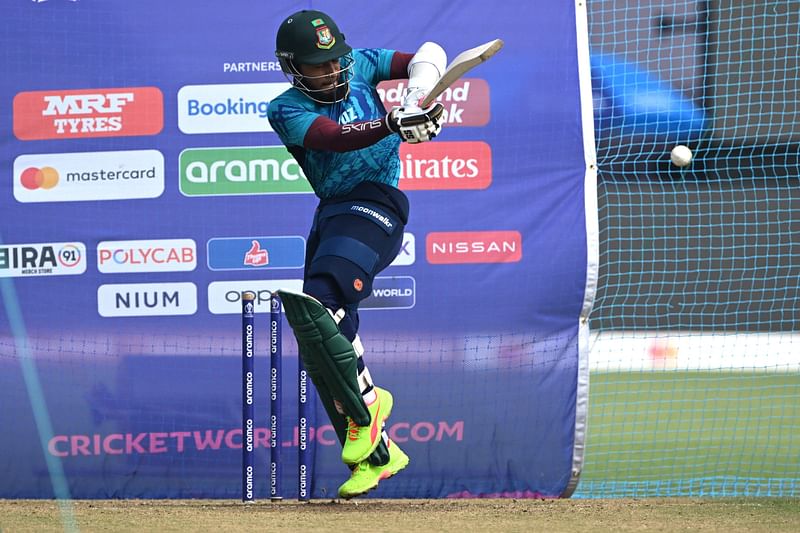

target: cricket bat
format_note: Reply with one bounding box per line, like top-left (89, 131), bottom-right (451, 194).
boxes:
top-left (419, 38), bottom-right (504, 108)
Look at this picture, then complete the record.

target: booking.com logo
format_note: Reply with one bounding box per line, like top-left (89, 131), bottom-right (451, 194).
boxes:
top-left (20, 167), bottom-right (59, 190)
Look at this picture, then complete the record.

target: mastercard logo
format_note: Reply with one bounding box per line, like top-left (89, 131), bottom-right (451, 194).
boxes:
top-left (20, 166), bottom-right (59, 190)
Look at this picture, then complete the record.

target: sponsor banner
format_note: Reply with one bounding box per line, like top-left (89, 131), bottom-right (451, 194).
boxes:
top-left (13, 87), bottom-right (163, 140)
top-left (361, 276), bottom-right (416, 309)
top-left (377, 78), bottom-right (491, 127)
top-left (13, 150), bottom-right (165, 203)
top-left (207, 279), bottom-right (304, 314)
top-left (177, 82), bottom-right (289, 134)
top-left (97, 239), bottom-right (197, 274)
top-left (97, 282), bottom-right (197, 318)
top-left (207, 236), bottom-right (305, 271)
top-left (399, 141), bottom-right (491, 190)
top-left (389, 233), bottom-right (415, 267)
top-left (47, 419), bottom-right (463, 457)
top-left (0, 242), bottom-right (86, 278)
top-left (426, 230), bottom-right (523, 264)
top-left (179, 146), bottom-right (313, 196)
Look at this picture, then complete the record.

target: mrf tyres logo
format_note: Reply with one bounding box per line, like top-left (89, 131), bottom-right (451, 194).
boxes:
top-left (13, 87), bottom-right (163, 140)
top-left (398, 141), bottom-right (491, 191)
top-left (179, 146), bottom-right (313, 196)
top-left (378, 78), bottom-right (491, 127)
top-left (426, 231), bottom-right (522, 264)
top-left (0, 242), bottom-right (87, 278)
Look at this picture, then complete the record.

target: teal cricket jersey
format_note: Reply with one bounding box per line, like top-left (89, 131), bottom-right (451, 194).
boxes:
top-left (267, 48), bottom-right (401, 199)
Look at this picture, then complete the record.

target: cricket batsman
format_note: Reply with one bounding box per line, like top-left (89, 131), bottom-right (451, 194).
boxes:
top-left (267, 9), bottom-right (446, 499)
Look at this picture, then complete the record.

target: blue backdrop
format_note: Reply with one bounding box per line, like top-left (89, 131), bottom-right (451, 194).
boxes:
top-left (0, 0), bottom-right (590, 499)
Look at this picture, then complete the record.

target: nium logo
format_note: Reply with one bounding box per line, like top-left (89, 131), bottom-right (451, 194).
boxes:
top-left (207, 236), bottom-right (306, 271)
top-left (398, 142), bottom-right (492, 191)
top-left (177, 82), bottom-right (290, 134)
top-left (13, 87), bottom-right (163, 140)
top-left (13, 150), bottom-right (164, 203)
top-left (361, 276), bottom-right (415, 310)
top-left (97, 239), bottom-right (197, 274)
top-left (426, 231), bottom-right (523, 264)
top-left (97, 282), bottom-right (197, 318)
top-left (378, 79), bottom-right (491, 127)
top-left (0, 242), bottom-right (87, 278)
top-left (179, 146), bottom-right (312, 196)
top-left (389, 233), bottom-right (415, 267)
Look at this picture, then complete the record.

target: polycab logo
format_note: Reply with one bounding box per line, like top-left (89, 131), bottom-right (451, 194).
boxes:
top-left (97, 239), bottom-right (197, 274)
top-left (14, 150), bottom-right (164, 203)
top-left (0, 242), bottom-right (87, 278)
top-left (377, 79), bottom-right (491, 127)
top-left (177, 83), bottom-right (289, 134)
top-left (426, 231), bottom-right (522, 264)
top-left (399, 142), bottom-right (491, 191)
top-left (207, 236), bottom-right (305, 271)
top-left (98, 282), bottom-right (197, 318)
top-left (179, 146), bottom-right (312, 196)
top-left (13, 87), bottom-right (163, 140)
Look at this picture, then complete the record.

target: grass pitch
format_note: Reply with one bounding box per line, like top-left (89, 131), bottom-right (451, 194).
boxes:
top-left (579, 371), bottom-right (800, 497)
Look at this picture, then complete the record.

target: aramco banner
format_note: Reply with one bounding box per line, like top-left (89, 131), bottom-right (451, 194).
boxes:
top-left (0, 0), bottom-right (593, 499)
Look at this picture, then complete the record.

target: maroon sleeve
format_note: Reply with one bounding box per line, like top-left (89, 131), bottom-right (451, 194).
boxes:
top-left (390, 52), bottom-right (414, 80)
top-left (303, 115), bottom-right (394, 152)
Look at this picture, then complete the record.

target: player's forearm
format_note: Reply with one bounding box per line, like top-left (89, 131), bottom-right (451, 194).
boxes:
top-left (304, 116), bottom-right (394, 152)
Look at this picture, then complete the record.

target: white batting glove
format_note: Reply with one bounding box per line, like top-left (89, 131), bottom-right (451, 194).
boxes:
top-left (385, 102), bottom-right (445, 144)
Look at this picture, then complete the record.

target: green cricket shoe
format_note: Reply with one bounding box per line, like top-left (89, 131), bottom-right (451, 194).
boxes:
top-left (341, 386), bottom-right (394, 465)
top-left (338, 439), bottom-right (410, 500)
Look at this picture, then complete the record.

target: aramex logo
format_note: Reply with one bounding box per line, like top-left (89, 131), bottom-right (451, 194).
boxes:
top-left (13, 87), bottom-right (163, 140)
top-left (179, 146), bottom-right (313, 196)
top-left (399, 142), bottom-right (492, 191)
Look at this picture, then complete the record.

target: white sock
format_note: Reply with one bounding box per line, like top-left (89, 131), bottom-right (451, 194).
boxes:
top-left (363, 389), bottom-right (377, 405)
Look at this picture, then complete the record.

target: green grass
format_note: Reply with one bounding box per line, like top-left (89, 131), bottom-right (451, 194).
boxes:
top-left (576, 371), bottom-right (800, 497)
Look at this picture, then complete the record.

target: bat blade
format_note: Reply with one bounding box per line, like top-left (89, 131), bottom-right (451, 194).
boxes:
top-left (420, 38), bottom-right (504, 108)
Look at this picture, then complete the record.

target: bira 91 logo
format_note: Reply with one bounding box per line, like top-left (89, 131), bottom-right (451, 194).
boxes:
top-left (13, 87), bottom-right (164, 140)
top-left (0, 242), bottom-right (87, 278)
top-left (426, 231), bottom-right (522, 264)
top-left (399, 142), bottom-right (491, 191)
top-left (377, 78), bottom-right (490, 127)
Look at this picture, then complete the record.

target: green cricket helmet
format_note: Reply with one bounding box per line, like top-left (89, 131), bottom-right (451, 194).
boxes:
top-left (275, 10), bottom-right (354, 103)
